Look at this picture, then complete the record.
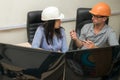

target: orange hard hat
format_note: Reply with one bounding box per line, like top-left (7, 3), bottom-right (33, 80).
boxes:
top-left (89, 2), bottom-right (111, 16)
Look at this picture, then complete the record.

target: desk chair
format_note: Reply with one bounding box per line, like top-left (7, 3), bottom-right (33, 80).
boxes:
top-left (27, 10), bottom-right (44, 44)
top-left (69, 8), bottom-right (109, 50)
top-left (69, 8), bottom-right (92, 50)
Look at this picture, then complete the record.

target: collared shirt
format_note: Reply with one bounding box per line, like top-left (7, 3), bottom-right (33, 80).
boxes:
top-left (79, 23), bottom-right (119, 49)
top-left (32, 25), bottom-right (68, 53)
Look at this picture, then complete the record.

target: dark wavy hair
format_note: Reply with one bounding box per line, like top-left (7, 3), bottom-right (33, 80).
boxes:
top-left (43, 20), bottom-right (62, 45)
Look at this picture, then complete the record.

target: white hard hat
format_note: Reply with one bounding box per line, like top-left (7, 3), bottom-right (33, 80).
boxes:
top-left (41, 6), bottom-right (64, 21)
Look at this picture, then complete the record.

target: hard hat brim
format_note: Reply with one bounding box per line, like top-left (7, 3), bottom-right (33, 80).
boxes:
top-left (42, 13), bottom-right (64, 21)
top-left (57, 13), bottom-right (64, 20)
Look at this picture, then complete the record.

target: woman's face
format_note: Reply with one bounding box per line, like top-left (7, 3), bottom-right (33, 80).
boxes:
top-left (54, 19), bottom-right (61, 29)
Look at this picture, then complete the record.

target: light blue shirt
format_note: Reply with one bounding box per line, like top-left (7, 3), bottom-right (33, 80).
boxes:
top-left (32, 25), bottom-right (68, 53)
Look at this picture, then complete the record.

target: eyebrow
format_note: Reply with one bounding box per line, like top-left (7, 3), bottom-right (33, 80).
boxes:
top-left (92, 15), bottom-right (105, 18)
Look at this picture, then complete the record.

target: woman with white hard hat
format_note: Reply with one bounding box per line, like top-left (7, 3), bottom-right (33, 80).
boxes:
top-left (32, 6), bottom-right (68, 53)
top-left (5, 7), bottom-right (68, 79)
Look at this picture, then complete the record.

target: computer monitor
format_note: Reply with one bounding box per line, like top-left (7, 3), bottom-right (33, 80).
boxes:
top-left (0, 43), bottom-right (64, 80)
top-left (65, 45), bottom-right (120, 80)
top-left (0, 43), bottom-right (120, 80)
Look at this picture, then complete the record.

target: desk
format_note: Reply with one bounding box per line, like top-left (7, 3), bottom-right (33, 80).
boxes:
top-left (15, 42), bottom-right (31, 47)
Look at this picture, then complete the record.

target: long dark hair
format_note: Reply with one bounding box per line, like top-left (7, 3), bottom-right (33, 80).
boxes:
top-left (43, 20), bottom-right (62, 45)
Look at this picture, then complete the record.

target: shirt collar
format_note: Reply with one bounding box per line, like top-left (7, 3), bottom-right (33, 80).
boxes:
top-left (90, 23), bottom-right (108, 34)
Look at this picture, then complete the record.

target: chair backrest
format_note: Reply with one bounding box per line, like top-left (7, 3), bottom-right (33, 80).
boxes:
top-left (69, 8), bottom-right (92, 50)
top-left (27, 10), bottom-right (44, 44)
top-left (69, 8), bottom-right (109, 50)
top-left (76, 8), bottom-right (92, 36)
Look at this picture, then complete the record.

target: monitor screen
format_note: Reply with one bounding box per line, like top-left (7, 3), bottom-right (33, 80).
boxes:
top-left (65, 45), bottom-right (120, 80)
top-left (0, 43), bottom-right (64, 80)
top-left (0, 43), bottom-right (120, 80)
